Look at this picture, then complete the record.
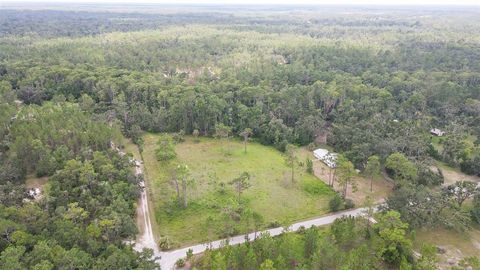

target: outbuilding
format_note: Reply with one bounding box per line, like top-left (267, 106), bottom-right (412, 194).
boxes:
top-left (313, 148), bottom-right (338, 168)
top-left (430, 128), bottom-right (445, 136)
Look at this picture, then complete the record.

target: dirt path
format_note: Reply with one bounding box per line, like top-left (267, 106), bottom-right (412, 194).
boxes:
top-left (133, 160), bottom-right (159, 254)
top-left (111, 142), bottom-right (158, 254)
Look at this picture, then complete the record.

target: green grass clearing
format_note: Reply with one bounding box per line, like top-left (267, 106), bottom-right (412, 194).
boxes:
top-left (142, 134), bottom-right (334, 248)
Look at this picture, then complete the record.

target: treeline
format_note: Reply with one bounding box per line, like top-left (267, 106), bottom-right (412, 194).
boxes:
top-left (0, 26), bottom-right (478, 171)
top-left (0, 89), bottom-right (158, 269)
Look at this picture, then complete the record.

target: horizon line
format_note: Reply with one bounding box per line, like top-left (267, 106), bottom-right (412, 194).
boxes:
top-left (2, 1), bottom-right (480, 7)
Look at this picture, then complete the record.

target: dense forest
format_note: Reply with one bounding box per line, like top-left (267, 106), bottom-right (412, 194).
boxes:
top-left (0, 3), bottom-right (480, 270)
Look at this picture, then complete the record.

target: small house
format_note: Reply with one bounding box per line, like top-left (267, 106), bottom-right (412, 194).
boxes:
top-left (313, 148), bottom-right (337, 168)
top-left (430, 128), bottom-right (445, 137)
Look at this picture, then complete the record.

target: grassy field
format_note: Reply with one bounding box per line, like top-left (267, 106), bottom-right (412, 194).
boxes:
top-left (142, 134), bottom-right (334, 247)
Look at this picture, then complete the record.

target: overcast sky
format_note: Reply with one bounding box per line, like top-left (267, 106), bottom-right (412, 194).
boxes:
top-left (3, 0), bottom-right (480, 5)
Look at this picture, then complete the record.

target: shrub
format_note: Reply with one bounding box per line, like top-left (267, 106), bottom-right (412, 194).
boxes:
top-left (306, 158), bottom-right (313, 174)
top-left (173, 130), bottom-right (185, 144)
top-left (297, 226), bottom-right (306, 234)
top-left (192, 129), bottom-right (200, 143)
top-left (344, 199), bottom-right (355, 209)
top-left (176, 258), bottom-right (186, 267)
top-left (186, 248), bottom-right (193, 260)
top-left (268, 220), bottom-right (281, 228)
top-left (307, 142), bottom-right (316, 151)
top-left (329, 194), bottom-right (343, 212)
top-left (159, 236), bottom-right (173, 251)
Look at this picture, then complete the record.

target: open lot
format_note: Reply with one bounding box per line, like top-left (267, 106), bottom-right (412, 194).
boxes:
top-left (142, 134), bottom-right (334, 247)
top-left (436, 161), bottom-right (480, 186)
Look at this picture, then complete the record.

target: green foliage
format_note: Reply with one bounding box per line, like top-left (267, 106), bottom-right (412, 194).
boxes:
top-left (472, 194), bottom-right (480, 224)
top-left (214, 124), bottom-right (232, 139)
top-left (0, 102), bottom-right (157, 269)
top-left (172, 130), bottom-right (185, 144)
top-left (284, 144), bottom-right (298, 182)
top-left (416, 244), bottom-right (438, 270)
top-left (374, 211), bottom-right (412, 264)
top-left (195, 215), bottom-right (415, 269)
top-left (305, 158), bottom-right (313, 174)
top-left (385, 152), bottom-right (418, 183)
top-left (387, 184), bottom-right (471, 230)
top-left (303, 178), bottom-right (332, 196)
top-left (175, 258), bottom-right (186, 268)
top-left (229, 171), bottom-right (251, 201)
top-left (259, 259), bottom-right (276, 270)
top-left (329, 193), bottom-right (343, 212)
top-left (155, 134), bottom-right (177, 161)
top-left (336, 155), bottom-right (357, 198)
top-left (364, 155), bottom-right (381, 192)
top-left (1, 6), bottom-right (480, 268)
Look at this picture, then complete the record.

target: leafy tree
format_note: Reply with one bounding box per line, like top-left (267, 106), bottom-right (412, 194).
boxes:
top-left (0, 246), bottom-right (26, 270)
top-left (386, 184), bottom-right (470, 230)
top-left (385, 152), bottom-right (417, 184)
top-left (374, 211), bottom-right (412, 264)
top-left (444, 181), bottom-right (478, 207)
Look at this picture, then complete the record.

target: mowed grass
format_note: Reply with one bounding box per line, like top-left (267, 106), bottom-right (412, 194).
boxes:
top-left (142, 134), bottom-right (334, 247)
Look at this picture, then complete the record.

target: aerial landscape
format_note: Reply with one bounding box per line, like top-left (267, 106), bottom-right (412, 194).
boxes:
top-left (0, 0), bottom-right (479, 269)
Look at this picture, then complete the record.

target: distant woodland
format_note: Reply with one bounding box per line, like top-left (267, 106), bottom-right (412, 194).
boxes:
top-left (0, 5), bottom-right (479, 270)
